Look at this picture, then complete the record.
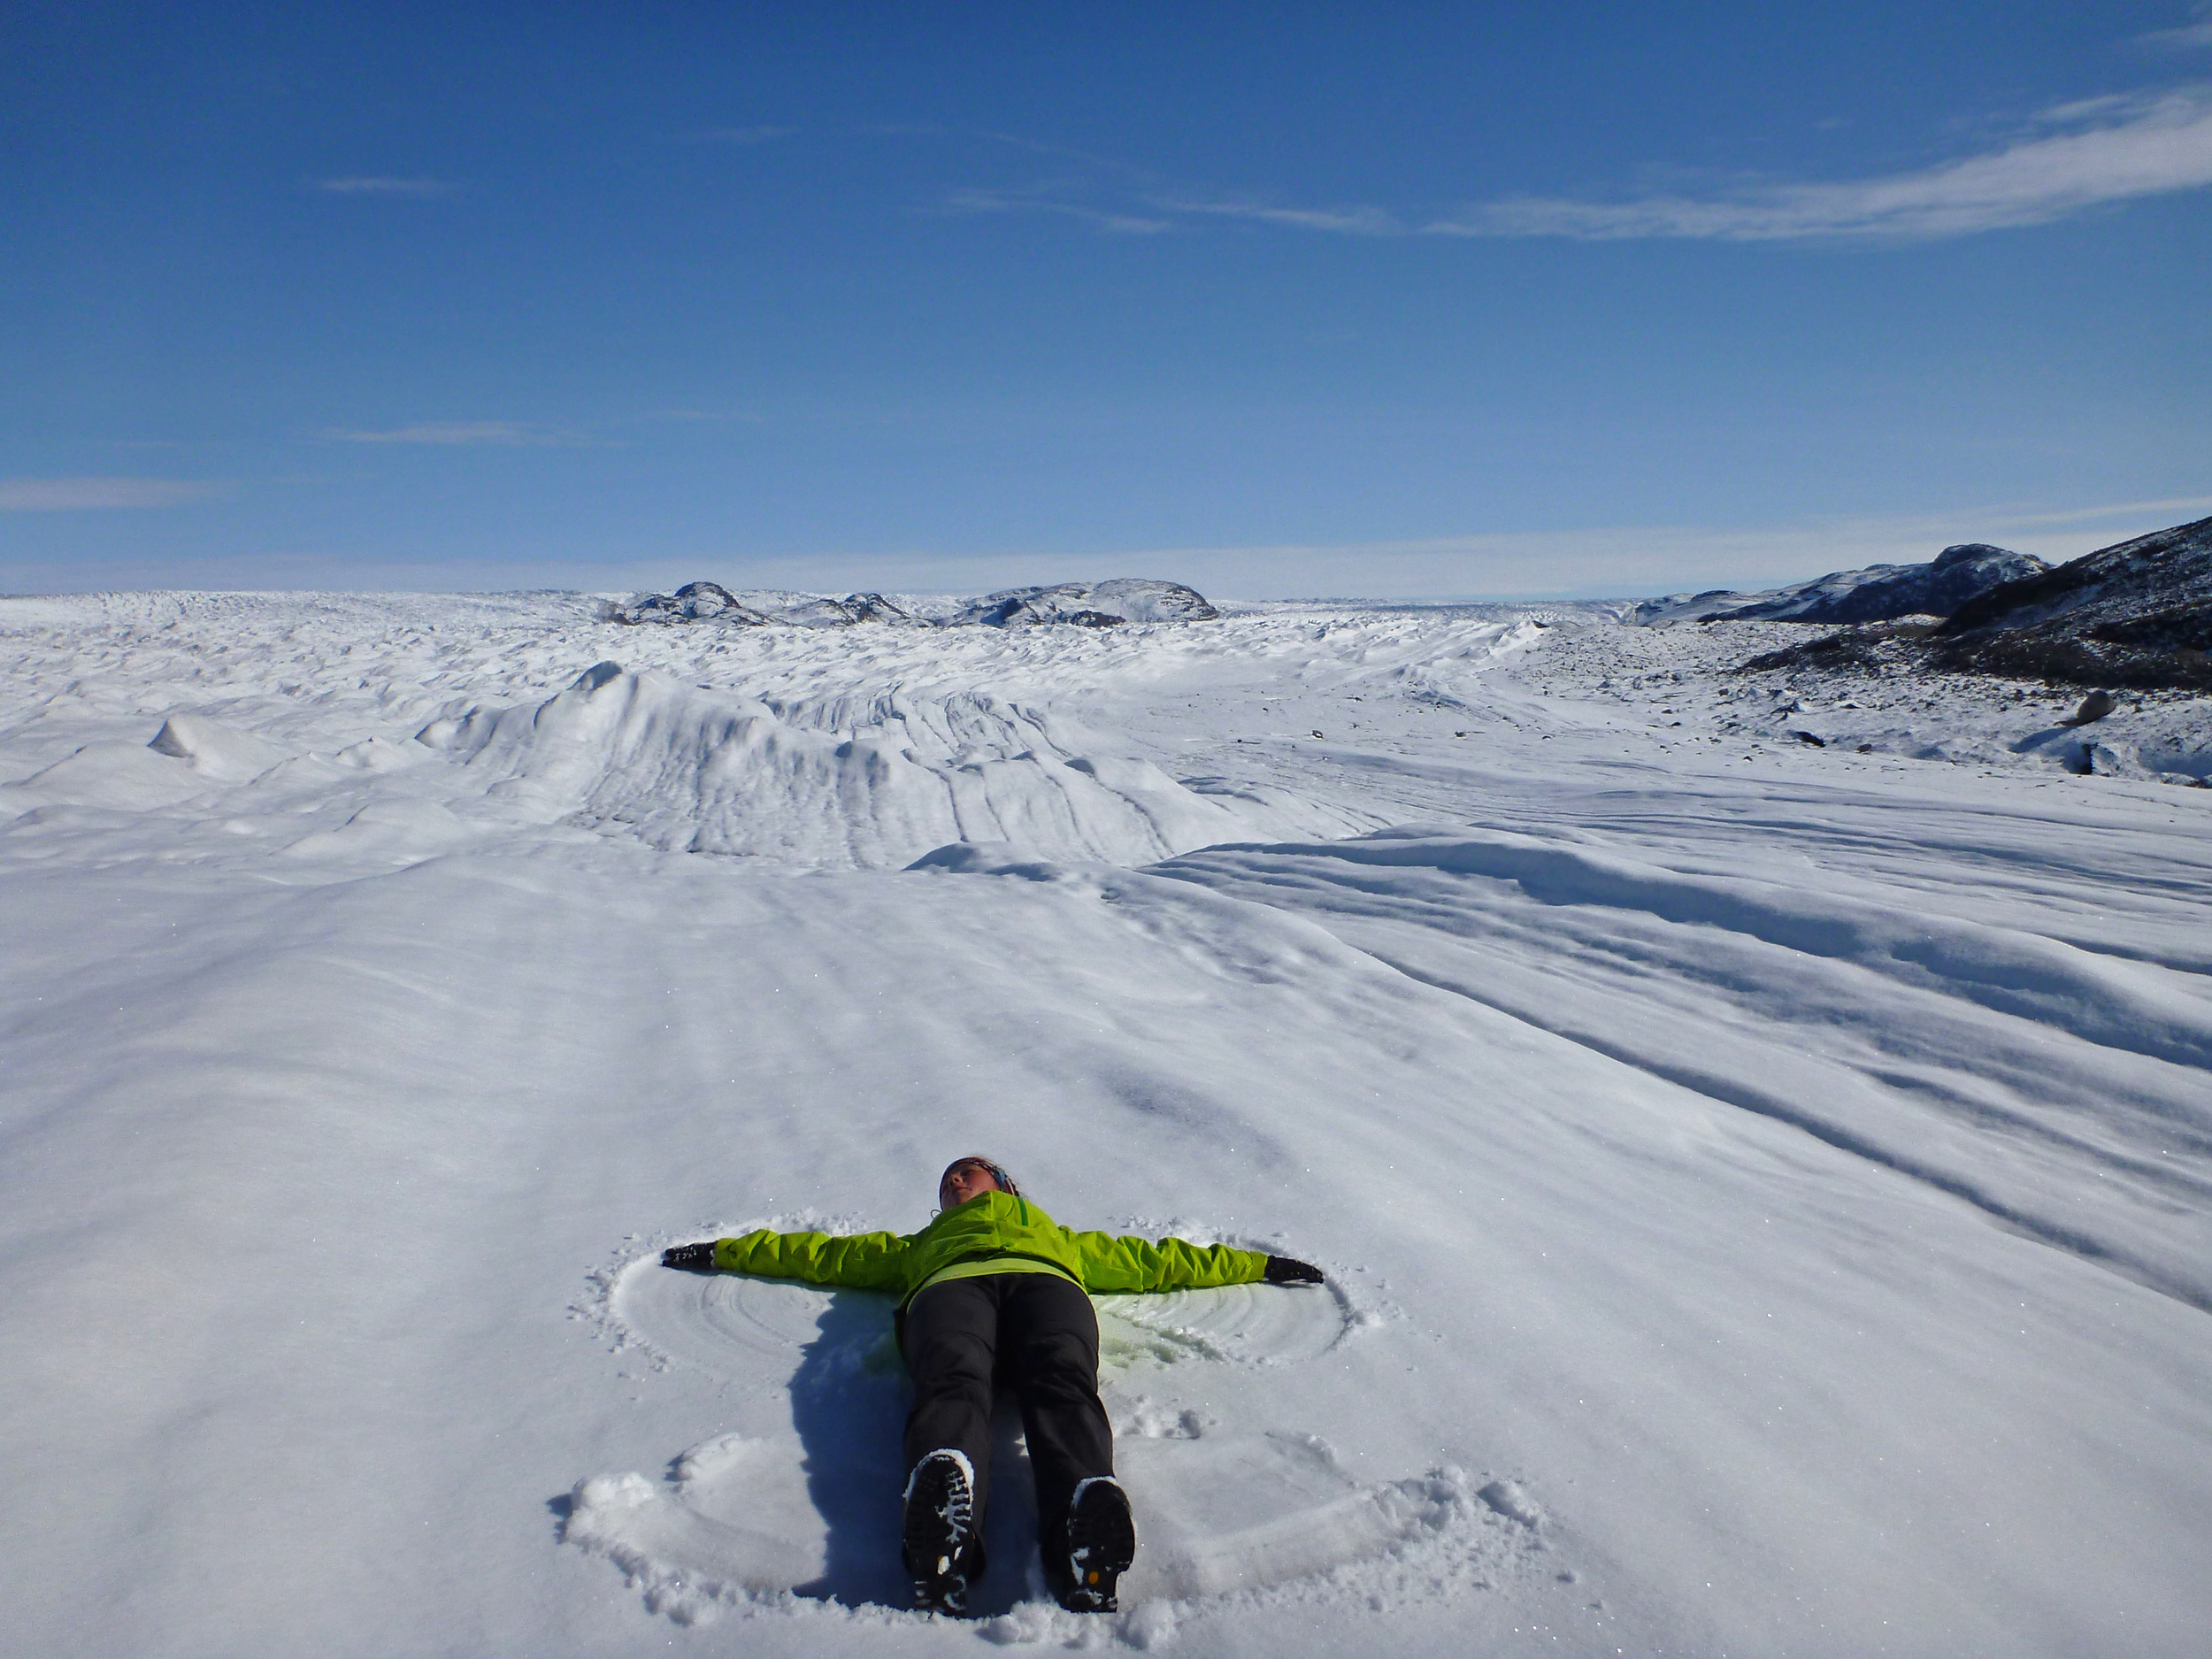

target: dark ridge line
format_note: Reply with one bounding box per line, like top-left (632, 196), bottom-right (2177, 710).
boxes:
top-left (1367, 949), bottom-right (2212, 1321)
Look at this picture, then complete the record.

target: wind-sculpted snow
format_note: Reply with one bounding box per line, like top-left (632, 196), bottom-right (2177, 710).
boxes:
top-left (3, 588), bottom-right (2210, 1658)
top-left (1153, 826), bottom-right (2212, 1310)
top-left (415, 661), bottom-right (1309, 866)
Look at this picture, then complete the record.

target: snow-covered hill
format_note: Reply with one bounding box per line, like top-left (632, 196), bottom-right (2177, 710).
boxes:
top-left (1632, 541), bottom-right (2046, 626)
top-left (3, 589), bottom-right (2208, 1659)
top-left (1933, 512), bottom-right (2212, 688)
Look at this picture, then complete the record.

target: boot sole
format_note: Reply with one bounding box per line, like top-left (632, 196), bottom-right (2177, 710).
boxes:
top-left (902, 1450), bottom-right (978, 1616)
top-left (1062, 1476), bottom-right (1136, 1612)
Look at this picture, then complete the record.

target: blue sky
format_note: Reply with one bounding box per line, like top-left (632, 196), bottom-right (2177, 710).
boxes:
top-left (4, 2), bottom-right (2209, 598)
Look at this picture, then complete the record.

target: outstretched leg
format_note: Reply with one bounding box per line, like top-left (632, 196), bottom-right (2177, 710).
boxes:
top-left (901, 1280), bottom-right (999, 1609)
top-left (1000, 1275), bottom-right (1131, 1609)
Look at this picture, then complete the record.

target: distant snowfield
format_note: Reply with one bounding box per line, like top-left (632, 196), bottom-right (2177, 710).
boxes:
top-left (3, 590), bottom-right (2208, 1658)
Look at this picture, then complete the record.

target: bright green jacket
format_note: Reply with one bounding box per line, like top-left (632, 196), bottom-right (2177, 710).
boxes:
top-left (711, 1190), bottom-right (1269, 1307)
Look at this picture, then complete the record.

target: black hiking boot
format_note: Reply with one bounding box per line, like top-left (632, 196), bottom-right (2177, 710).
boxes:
top-left (1058, 1476), bottom-right (1136, 1613)
top-left (902, 1449), bottom-right (980, 1616)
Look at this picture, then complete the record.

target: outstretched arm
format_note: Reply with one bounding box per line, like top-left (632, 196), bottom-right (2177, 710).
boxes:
top-left (1071, 1232), bottom-right (1325, 1294)
top-left (660, 1229), bottom-right (910, 1292)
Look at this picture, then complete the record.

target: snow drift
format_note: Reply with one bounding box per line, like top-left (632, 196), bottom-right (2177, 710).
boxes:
top-left (3, 588), bottom-right (2208, 1659)
top-left (414, 660), bottom-right (1303, 866)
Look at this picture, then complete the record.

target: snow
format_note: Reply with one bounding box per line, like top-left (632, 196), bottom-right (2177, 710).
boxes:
top-left (2, 588), bottom-right (2209, 1658)
top-left (1630, 541), bottom-right (2045, 626)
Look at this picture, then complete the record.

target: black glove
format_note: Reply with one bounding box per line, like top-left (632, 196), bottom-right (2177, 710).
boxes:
top-left (1263, 1255), bottom-right (1325, 1286)
top-left (661, 1242), bottom-right (717, 1272)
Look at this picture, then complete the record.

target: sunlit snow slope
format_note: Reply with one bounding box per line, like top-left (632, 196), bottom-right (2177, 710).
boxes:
top-left (2, 590), bottom-right (2208, 1659)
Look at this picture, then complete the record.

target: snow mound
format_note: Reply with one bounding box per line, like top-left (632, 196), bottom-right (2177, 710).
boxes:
top-left (2, 740), bottom-right (208, 811)
top-left (147, 712), bottom-right (296, 781)
top-left (414, 660), bottom-right (1280, 867)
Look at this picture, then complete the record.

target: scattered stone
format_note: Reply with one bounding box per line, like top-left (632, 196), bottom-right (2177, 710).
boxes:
top-left (2060, 689), bottom-right (2116, 726)
top-left (1792, 731), bottom-right (1827, 747)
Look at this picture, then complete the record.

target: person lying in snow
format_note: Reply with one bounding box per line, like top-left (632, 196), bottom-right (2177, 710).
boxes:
top-left (660, 1154), bottom-right (1325, 1617)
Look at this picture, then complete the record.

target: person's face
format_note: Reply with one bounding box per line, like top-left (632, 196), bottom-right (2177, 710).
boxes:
top-left (939, 1158), bottom-right (1002, 1211)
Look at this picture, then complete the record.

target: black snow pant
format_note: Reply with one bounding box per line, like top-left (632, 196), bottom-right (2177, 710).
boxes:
top-left (900, 1271), bottom-right (1114, 1563)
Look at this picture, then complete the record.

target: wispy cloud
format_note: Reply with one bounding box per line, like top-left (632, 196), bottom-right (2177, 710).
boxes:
top-left (322, 421), bottom-right (592, 447)
top-left (313, 177), bottom-right (456, 196)
top-left (694, 126), bottom-right (797, 144)
top-left (941, 56), bottom-right (2212, 247)
top-left (1431, 85), bottom-right (2212, 242)
top-left (944, 186), bottom-right (1170, 234)
top-left (0, 477), bottom-right (227, 510)
top-left (2138, 3), bottom-right (2212, 51)
top-left (1163, 198), bottom-right (1403, 234)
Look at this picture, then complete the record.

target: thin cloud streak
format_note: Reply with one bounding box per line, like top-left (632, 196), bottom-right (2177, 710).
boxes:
top-left (943, 187), bottom-right (1170, 234)
top-left (949, 73), bottom-right (2212, 245)
top-left (1163, 198), bottom-right (1403, 234)
top-left (322, 421), bottom-right (592, 447)
top-left (1429, 87), bottom-right (2212, 241)
top-left (313, 177), bottom-right (455, 196)
top-left (2138, 2), bottom-right (2212, 51)
top-left (0, 478), bottom-right (227, 510)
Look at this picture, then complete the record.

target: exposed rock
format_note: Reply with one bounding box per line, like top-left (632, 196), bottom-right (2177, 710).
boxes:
top-left (1633, 544), bottom-right (2047, 627)
top-left (1738, 631), bottom-right (1893, 674)
top-left (2061, 689), bottom-right (2116, 726)
top-left (614, 580), bottom-right (1216, 631)
top-left (841, 592), bottom-right (913, 623)
top-left (612, 581), bottom-right (771, 626)
top-left (775, 592), bottom-right (919, 626)
top-left (956, 580), bottom-right (1218, 628)
top-left (1932, 515), bottom-right (2212, 689)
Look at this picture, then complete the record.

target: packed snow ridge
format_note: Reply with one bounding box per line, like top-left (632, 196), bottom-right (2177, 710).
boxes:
top-left (2, 572), bottom-right (2209, 1659)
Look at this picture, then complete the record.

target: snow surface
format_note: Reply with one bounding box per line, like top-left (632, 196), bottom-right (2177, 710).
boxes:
top-left (3, 589), bottom-right (2209, 1658)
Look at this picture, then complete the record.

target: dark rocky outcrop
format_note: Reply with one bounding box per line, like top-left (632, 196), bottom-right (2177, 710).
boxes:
top-left (1733, 543), bottom-right (2047, 624)
top-left (1931, 515), bottom-right (2212, 689)
top-left (613, 585), bottom-right (916, 627)
top-left (774, 592), bottom-right (915, 626)
top-left (615, 577), bottom-right (1217, 631)
top-left (612, 581), bottom-right (771, 626)
top-left (1635, 544), bottom-right (2046, 626)
top-left (956, 580), bottom-right (1218, 628)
